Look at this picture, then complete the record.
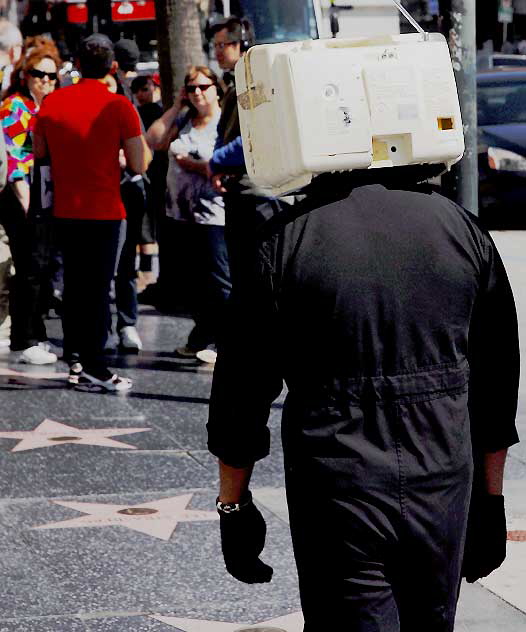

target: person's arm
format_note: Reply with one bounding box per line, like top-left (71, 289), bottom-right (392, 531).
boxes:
top-left (463, 229), bottom-right (520, 583)
top-left (218, 461), bottom-right (253, 503)
top-left (174, 154), bottom-right (211, 178)
top-left (209, 136), bottom-right (246, 192)
top-left (118, 98), bottom-right (152, 174)
top-left (32, 126), bottom-right (48, 161)
top-left (0, 131), bottom-right (7, 192)
top-left (207, 243), bottom-right (283, 468)
top-left (485, 449), bottom-right (507, 496)
top-left (209, 135), bottom-right (245, 173)
top-left (208, 226), bottom-right (283, 584)
top-left (123, 135), bottom-right (152, 174)
top-left (468, 233), bottom-right (520, 461)
top-left (146, 88), bottom-right (185, 150)
top-left (11, 180), bottom-right (30, 213)
top-left (147, 104), bottom-right (181, 150)
top-left (1, 95), bottom-right (34, 209)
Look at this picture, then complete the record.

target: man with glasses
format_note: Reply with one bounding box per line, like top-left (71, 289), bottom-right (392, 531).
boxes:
top-left (208, 16), bottom-right (254, 191)
top-left (207, 17), bottom-right (279, 288)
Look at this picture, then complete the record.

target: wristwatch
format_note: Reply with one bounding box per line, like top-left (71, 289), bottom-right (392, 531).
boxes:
top-left (216, 491), bottom-right (252, 514)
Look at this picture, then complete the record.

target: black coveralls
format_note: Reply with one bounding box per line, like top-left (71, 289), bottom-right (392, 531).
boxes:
top-left (207, 181), bottom-right (520, 632)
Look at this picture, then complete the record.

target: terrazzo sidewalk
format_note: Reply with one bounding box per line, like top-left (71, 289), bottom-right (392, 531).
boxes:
top-left (0, 228), bottom-right (524, 631)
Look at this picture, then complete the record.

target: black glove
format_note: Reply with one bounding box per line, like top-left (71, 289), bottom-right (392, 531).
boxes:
top-left (462, 493), bottom-right (507, 583)
top-left (218, 491), bottom-right (273, 584)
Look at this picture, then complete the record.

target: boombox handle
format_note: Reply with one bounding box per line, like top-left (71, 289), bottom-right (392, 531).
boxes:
top-left (391, 0), bottom-right (429, 40)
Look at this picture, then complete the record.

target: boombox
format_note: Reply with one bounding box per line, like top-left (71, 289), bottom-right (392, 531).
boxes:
top-left (235, 33), bottom-right (464, 196)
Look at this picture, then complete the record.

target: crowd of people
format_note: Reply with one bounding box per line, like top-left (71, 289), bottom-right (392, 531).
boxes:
top-left (0, 12), bottom-right (522, 632)
top-left (0, 14), bottom-right (255, 386)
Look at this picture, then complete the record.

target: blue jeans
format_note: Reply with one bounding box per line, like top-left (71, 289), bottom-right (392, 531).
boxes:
top-left (115, 178), bottom-right (147, 331)
top-left (184, 223), bottom-right (231, 350)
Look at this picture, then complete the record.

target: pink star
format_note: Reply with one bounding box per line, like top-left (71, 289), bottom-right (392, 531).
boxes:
top-left (0, 367), bottom-right (68, 380)
top-left (0, 419), bottom-right (151, 451)
top-left (151, 611), bottom-right (304, 631)
top-left (33, 493), bottom-right (219, 541)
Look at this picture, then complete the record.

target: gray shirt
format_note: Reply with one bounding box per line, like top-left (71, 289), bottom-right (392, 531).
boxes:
top-left (166, 109), bottom-right (225, 226)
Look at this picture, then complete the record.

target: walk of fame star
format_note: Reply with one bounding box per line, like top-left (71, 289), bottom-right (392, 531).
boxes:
top-left (33, 493), bottom-right (218, 541)
top-left (0, 419), bottom-right (151, 451)
top-left (0, 366), bottom-right (68, 380)
top-left (150, 611), bottom-right (303, 631)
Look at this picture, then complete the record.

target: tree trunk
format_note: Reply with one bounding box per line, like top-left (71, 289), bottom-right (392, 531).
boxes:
top-left (154, 0), bottom-right (208, 109)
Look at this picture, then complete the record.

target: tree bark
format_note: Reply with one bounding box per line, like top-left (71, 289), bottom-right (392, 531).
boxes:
top-left (154, 0), bottom-right (207, 109)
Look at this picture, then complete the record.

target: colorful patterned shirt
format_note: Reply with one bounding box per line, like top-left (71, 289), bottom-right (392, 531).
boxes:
top-left (0, 93), bottom-right (37, 184)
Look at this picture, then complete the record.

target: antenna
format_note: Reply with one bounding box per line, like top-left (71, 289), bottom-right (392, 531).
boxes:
top-left (391, 0), bottom-right (429, 40)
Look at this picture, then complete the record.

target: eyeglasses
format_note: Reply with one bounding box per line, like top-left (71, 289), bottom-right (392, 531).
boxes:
top-left (213, 40), bottom-right (238, 51)
top-left (28, 68), bottom-right (57, 81)
top-left (185, 83), bottom-right (215, 94)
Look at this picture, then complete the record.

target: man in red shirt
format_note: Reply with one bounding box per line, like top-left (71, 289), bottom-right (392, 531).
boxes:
top-left (34, 34), bottom-right (151, 391)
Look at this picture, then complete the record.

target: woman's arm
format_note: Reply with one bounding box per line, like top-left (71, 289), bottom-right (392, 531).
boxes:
top-left (174, 154), bottom-right (211, 178)
top-left (11, 179), bottom-right (30, 213)
top-left (146, 88), bottom-right (186, 151)
top-left (0, 96), bottom-right (35, 189)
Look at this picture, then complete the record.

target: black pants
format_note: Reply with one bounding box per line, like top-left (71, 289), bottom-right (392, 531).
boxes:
top-left (0, 189), bottom-right (53, 350)
top-left (56, 218), bottom-right (122, 376)
top-left (284, 416), bottom-right (471, 632)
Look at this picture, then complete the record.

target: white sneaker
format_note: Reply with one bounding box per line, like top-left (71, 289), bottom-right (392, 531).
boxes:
top-left (196, 345), bottom-right (217, 364)
top-left (19, 344), bottom-right (58, 365)
top-left (119, 326), bottom-right (143, 352)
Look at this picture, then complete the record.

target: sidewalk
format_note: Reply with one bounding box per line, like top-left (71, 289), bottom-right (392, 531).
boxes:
top-left (0, 230), bottom-right (523, 631)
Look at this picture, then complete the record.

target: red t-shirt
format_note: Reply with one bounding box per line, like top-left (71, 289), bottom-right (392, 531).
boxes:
top-left (35, 79), bottom-right (142, 220)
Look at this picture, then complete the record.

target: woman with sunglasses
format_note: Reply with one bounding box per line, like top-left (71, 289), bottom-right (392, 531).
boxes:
top-left (148, 65), bottom-right (231, 364)
top-left (0, 42), bottom-right (61, 364)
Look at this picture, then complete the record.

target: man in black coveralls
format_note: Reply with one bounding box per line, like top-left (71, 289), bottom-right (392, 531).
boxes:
top-left (207, 77), bottom-right (520, 632)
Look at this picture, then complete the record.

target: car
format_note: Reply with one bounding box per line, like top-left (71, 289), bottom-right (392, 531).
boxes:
top-left (478, 53), bottom-right (526, 71)
top-left (477, 69), bottom-right (526, 228)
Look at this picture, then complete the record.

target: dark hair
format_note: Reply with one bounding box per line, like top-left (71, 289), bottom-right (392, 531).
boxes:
top-left (78, 34), bottom-right (114, 79)
top-left (210, 16), bottom-right (255, 52)
top-left (131, 75), bottom-right (152, 94)
top-left (183, 65), bottom-right (222, 117)
top-left (6, 45), bottom-right (61, 99)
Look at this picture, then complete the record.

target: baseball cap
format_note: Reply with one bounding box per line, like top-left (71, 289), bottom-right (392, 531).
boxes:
top-left (114, 39), bottom-right (140, 71)
top-left (78, 33), bottom-right (114, 78)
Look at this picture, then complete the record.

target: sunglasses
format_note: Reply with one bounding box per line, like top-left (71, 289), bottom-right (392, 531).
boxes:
top-left (213, 41), bottom-right (238, 51)
top-left (28, 68), bottom-right (58, 81)
top-left (185, 83), bottom-right (215, 94)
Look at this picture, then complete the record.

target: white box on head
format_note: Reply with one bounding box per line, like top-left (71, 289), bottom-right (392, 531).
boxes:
top-left (234, 33), bottom-right (465, 196)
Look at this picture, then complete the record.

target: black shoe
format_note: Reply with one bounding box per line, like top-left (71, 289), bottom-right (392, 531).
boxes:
top-left (75, 370), bottom-right (133, 392)
top-left (68, 362), bottom-right (83, 385)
